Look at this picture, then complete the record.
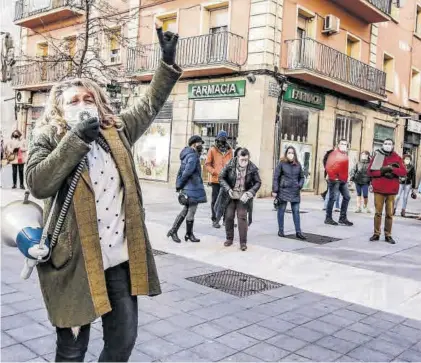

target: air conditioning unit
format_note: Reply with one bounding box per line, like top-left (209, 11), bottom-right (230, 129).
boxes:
top-left (16, 90), bottom-right (32, 104)
top-left (322, 15), bottom-right (340, 35)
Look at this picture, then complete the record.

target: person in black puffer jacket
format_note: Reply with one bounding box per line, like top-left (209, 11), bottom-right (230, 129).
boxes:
top-left (167, 135), bottom-right (207, 243)
top-left (350, 151), bottom-right (372, 213)
top-left (272, 146), bottom-right (306, 240)
top-left (394, 154), bottom-right (416, 217)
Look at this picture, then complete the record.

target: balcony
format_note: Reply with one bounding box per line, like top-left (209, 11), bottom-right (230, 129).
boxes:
top-left (14, 0), bottom-right (84, 29)
top-left (127, 31), bottom-right (245, 80)
top-left (284, 38), bottom-right (386, 101)
top-left (11, 62), bottom-right (68, 90)
top-left (330, 0), bottom-right (392, 23)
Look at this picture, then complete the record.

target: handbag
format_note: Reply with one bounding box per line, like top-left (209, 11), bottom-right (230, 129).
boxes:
top-left (411, 190), bottom-right (417, 200)
top-left (178, 191), bottom-right (189, 206)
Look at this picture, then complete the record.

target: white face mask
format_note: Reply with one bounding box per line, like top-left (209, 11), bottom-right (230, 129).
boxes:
top-left (339, 145), bottom-right (348, 152)
top-left (63, 105), bottom-right (99, 128)
top-left (238, 158), bottom-right (249, 168)
top-left (287, 153), bottom-right (295, 161)
top-left (361, 155), bottom-right (368, 161)
top-left (383, 144), bottom-right (393, 152)
top-left (404, 159), bottom-right (411, 165)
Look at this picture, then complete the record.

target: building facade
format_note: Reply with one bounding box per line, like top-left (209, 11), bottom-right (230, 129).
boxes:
top-left (12, 0), bottom-right (421, 196)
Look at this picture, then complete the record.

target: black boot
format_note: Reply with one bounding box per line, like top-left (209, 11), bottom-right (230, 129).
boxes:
top-left (167, 213), bottom-right (185, 243)
top-left (185, 220), bottom-right (200, 242)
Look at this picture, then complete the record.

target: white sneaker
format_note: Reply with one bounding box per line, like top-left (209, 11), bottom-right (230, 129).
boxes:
top-left (363, 206), bottom-right (371, 213)
top-left (355, 207), bottom-right (362, 213)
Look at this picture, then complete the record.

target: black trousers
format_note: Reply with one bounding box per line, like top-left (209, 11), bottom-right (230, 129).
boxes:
top-left (211, 183), bottom-right (221, 221)
top-left (12, 164), bottom-right (24, 187)
top-left (55, 262), bottom-right (138, 362)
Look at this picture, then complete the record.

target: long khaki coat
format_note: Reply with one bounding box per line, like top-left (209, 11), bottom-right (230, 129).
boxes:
top-left (26, 61), bottom-right (182, 328)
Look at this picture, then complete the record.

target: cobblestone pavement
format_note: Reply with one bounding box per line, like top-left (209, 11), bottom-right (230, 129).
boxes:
top-left (2, 166), bottom-right (421, 362)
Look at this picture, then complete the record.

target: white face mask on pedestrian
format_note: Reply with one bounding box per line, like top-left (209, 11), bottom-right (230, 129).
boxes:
top-left (63, 105), bottom-right (99, 128)
top-left (238, 156), bottom-right (249, 168)
top-left (404, 159), bottom-right (411, 165)
top-left (382, 141), bottom-right (394, 153)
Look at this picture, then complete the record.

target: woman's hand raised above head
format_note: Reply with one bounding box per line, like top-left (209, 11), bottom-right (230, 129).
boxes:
top-left (156, 22), bottom-right (179, 66)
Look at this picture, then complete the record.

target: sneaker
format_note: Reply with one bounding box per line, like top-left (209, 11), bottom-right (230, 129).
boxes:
top-left (224, 240), bottom-right (233, 247)
top-left (363, 206), bottom-right (371, 213)
top-left (370, 234), bottom-right (380, 242)
top-left (339, 218), bottom-right (354, 226)
top-left (355, 207), bottom-right (362, 213)
top-left (334, 208), bottom-right (340, 212)
top-left (212, 222), bottom-right (221, 229)
top-left (385, 236), bottom-right (396, 244)
top-left (324, 218), bottom-right (338, 226)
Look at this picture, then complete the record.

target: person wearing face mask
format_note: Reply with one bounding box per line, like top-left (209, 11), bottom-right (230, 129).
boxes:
top-left (205, 130), bottom-right (233, 228)
top-left (216, 148), bottom-right (261, 251)
top-left (25, 25), bottom-right (181, 362)
top-left (350, 151), bottom-right (372, 213)
top-left (367, 139), bottom-right (407, 244)
top-left (324, 139), bottom-right (353, 226)
top-left (168, 135), bottom-right (207, 243)
top-left (394, 154), bottom-right (416, 217)
top-left (272, 146), bottom-right (306, 240)
top-left (5, 130), bottom-right (27, 189)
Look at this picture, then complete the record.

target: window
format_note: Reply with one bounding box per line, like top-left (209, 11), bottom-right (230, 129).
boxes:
top-left (162, 16), bottom-right (177, 33)
top-left (416, 5), bottom-right (421, 36)
top-left (208, 7), bottom-right (228, 61)
top-left (37, 43), bottom-right (48, 81)
top-left (297, 8), bottom-right (316, 39)
top-left (107, 28), bottom-right (121, 64)
top-left (346, 34), bottom-right (361, 60)
top-left (391, 1), bottom-right (400, 21)
top-left (410, 68), bottom-right (421, 101)
top-left (65, 36), bottom-right (76, 72)
top-left (373, 124), bottom-right (394, 151)
top-left (383, 53), bottom-right (395, 92)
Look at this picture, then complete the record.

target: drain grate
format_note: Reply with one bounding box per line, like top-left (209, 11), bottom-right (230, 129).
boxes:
top-left (186, 269), bottom-right (284, 297)
top-left (152, 249), bottom-right (168, 256)
top-left (284, 233), bottom-right (341, 244)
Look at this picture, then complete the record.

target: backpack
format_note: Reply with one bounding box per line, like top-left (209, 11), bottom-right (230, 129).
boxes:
top-left (323, 149), bottom-right (334, 177)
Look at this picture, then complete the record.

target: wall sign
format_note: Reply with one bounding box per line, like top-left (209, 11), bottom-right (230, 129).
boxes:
top-left (407, 119), bottom-right (421, 134)
top-left (188, 80), bottom-right (246, 99)
top-left (283, 85), bottom-right (325, 110)
top-left (269, 82), bottom-right (281, 98)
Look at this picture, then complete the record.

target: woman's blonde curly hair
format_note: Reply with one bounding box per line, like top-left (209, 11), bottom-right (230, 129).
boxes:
top-left (38, 78), bottom-right (123, 133)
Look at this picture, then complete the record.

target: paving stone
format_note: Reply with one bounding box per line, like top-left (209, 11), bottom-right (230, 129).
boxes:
top-left (2, 314), bottom-right (36, 331)
top-left (7, 323), bottom-right (52, 342)
top-left (238, 324), bottom-right (278, 340)
top-left (162, 349), bottom-right (207, 362)
top-left (1, 292), bottom-right (33, 305)
top-left (42, 352), bottom-right (55, 362)
top-left (258, 317), bottom-right (296, 333)
top-left (389, 324), bottom-right (421, 341)
top-left (320, 298), bottom-right (351, 309)
top-left (402, 319), bottom-right (421, 331)
top-left (1, 331), bottom-right (17, 348)
top-left (397, 349), bottom-right (421, 362)
top-left (23, 334), bottom-right (56, 356)
top-left (363, 338), bottom-right (407, 357)
top-left (190, 322), bottom-right (232, 339)
top-left (267, 333), bottom-right (308, 352)
top-left (245, 304), bottom-right (283, 317)
top-left (216, 331), bottom-right (258, 350)
top-left (128, 349), bottom-right (153, 362)
top-left (333, 329), bottom-right (372, 345)
top-left (316, 336), bottom-right (359, 355)
top-left (379, 331), bottom-right (418, 348)
top-left (166, 313), bottom-right (206, 329)
top-left (262, 285), bottom-right (302, 298)
top-left (372, 311), bottom-right (406, 324)
top-left (244, 341), bottom-right (290, 361)
top-left (360, 316), bottom-right (397, 330)
top-left (143, 319), bottom-right (182, 337)
top-left (141, 304), bottom-right (180, 320)
top-left (190, 340), bottom-right (237, 361)
top-left (413, 341), bottom-right (421, 353)
top-left (296, 344), bottom-right (342, 361)
top-left (333, 309), bottom-right (366, 322)
top-left (348, 346), bottom-right (394, 362)
top-left (345, 304), bottom-right (378, 316)
top-left (232, 309), bottom-right (268, 324)
top-left (24, 309), bottom-right (49, 324)
top-left (302, 320), bottom-right (342, 335)
top-left (277, 311), bottom-right (313, 325)
top-left (25, 356), bottom-right (48, 362)
top-left (137, 310), bottom-right (159, 326)
top-left (347, 322), bottom-right (381, 337)
top-left (286, 326), bottom-right (326, 343)
top-left (163, 329), bottom-right (205, 349)
top-left (1, 284), bottom-right (17, 295)
top-left (292, 307), bottom-right (329, 319)
top-left (212, 315), bottom-right (251, 331)
top-left (1, 304), bottom-right (18, 317)
top-left (311, 302), bottom-right (342, 314)
top-left (11, 298), bottom-right (46, 313)
top-left (87, 338), bottom-right (103, 357)
top-left (318, 314), bottom-right (354, 328)
top-left (135, 328), bottom-right (157, 344)
top-left (190, 302), bottom-right (240, 320)
top-left (279, 353), bottom-right (311, 362)
top-left (1, 343), bottom-right (37, 362)
top-left (224, 352), bottom-right (262, 362)
top-left (335, 355), bottom-right (360, 362)
top-left (136, 337), bottom-right (183, 360)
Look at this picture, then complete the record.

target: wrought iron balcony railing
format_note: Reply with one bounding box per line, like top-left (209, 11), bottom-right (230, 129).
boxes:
top-left (127, 31), bottom-right (245, 73)
top-left (285, 38), bottom-right (386, 97)
top-left (14, 0), bottom-right (84, 22)
top-left (11, 62), bottom-right (69, 88)
top-left (367, 0), bottom-right (392, 15)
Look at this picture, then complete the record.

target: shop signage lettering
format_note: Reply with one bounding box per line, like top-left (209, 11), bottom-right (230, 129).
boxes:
top-left (407, 119), bottom-right (421, 134)
top-left (284, 85), bottom-right (325, 110)
top-left (188, 81), bottom-right (246, 99)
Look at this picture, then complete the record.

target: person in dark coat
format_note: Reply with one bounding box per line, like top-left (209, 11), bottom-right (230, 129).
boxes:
top-left (350, 151), bottom-right (372, 213)
top-left (167, 135), bottom-right (207, 243)
top-left (394, 154), bottom-right (417, 217)
top-left (272, 146), bottom-right (306, 240)
top-left (216, 148), bottom-right (261, 251)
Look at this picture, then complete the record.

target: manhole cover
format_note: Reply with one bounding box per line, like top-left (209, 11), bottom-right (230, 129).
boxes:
top-left (152, 249), bottom-right (168, 256)
top-left (186, 269), bottom-right (284, 297)
top-left (284, 233), bottom-right (341, 244)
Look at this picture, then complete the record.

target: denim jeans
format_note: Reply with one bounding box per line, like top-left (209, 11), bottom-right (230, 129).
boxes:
top-left (355, 184), bottom-right (369, 198)
top-left (324, 188), bottom-right (341, 209)
top-left (326, 181), bottom-right (350, 220)
top-left (394, 184), bottom-right (411, 210)
top-left (55, 262), bottom-right (138, 362)
top-left (277, 201), bottom-right (301, 233)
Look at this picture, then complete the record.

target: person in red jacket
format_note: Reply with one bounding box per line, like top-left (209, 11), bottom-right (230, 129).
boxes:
top-left (325, 139), bottom-right (353, 226)
top-left (367, 138), bottom-right (406, 244)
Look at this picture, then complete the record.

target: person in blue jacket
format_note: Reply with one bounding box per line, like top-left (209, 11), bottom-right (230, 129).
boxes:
top-left (167, 135), bottom-right (207, 243)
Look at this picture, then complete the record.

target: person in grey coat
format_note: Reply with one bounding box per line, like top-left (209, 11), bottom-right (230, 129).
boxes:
top-left (272, 146), bottom-right (306, 240)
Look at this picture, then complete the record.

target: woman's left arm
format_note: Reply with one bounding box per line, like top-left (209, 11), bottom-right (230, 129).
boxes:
top-left (298, 165), bottom-right (305, 189)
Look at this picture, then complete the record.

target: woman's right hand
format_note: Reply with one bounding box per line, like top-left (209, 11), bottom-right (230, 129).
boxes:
top-left (73, 116), bottom-right (100, 143)
top-left (272, 192), bottom-right (277, 198)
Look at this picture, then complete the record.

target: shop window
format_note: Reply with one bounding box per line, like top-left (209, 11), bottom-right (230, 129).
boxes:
top-left (281, 107), bottom-right (309, 143)
top-left (416, 4), bottom-right (421, 36)
top-left (410, 68), bottom-right (421, 101)
top-left (383, 53), bottom-right (395, 92)
top-left (107, 28), bottom-right (121, 64)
